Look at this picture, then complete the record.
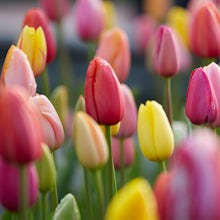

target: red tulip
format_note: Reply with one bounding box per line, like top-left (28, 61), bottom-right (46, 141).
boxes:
top-left (39, 0), bottom-right (70, 22)
top-left (74, 0), bottom-right (105, 41)
top-left (84, 57), bottom-right (124, 125)
top-left (0, 86), bottom-right (43, 164)
top-left (22, 7), bottom-right (56, 63)
top-left (0, 158), bottom-right (38, 212)
top-left (152, 25), bottom-right (180, 77)
top-left (185, 67), bottom-right (217, 125)
top-left (189, 2), bottom-right (220, 58)
top-left (96, 27), bottom-right (131, 82)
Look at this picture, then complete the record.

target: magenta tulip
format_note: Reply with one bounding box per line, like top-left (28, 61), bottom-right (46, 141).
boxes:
top-left (189, 2), bottom-right (220, 58)
top-left (152, 25), bottom-right (180, 77)
top-left (185, 67), bottom-right (217, 125)
top-left (84, 56), bottom-right (124, 125)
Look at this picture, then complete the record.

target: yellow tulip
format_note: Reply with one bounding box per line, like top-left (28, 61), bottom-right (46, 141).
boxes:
top-left (137, 100), bottom-right (174, 161)
top-left (17, 25), bottom-right (47, 77)
top-left (105, 178), bottom-right (159, 220)
top-left (100, 122), bottom-right (120, 136)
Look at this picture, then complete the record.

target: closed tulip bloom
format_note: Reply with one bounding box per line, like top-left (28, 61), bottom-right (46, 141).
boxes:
top-left (115, 84), bottom-right (137, 138)
top-left (96, 27), bottom-right (131, 82)
top-left (0, 159), bottom-right (38, 212)
top-left (0, 86), bottom-right (43, 164)
top-left (1, 45), bottom-right (37, 96)
top-left (73, 111), bottom-right (108, 170)
top-left (185, 67), bottom-right (217, 125)
top-left (84, 57), bottom-right (124, 125)
top-left (17, 25), bottom-right (47, 77)
top-left (112, 137), bottom-right (135, 169)
top-left (105, 178), bottom-right (159, 220)
top-left (39, 0), bottom-right (70, 22)
top-left (152, 25), bottom-right (180, 77)
top-left (74, 0), bottom-right (105, 41)
top-left (22, 8), bottom-right (56, 63)
top-left (30, 94), bottom-right (64, 151)
top-left (189, 2), bottom-right (220, 58)
top-left (137, 100), bottom-right (174, 161)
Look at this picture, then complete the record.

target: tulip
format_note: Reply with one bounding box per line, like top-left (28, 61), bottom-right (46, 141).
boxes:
top-left (189, 2), bottom-right (220, 58)
top-left (185, 67), bottom-right (217, 125)
top-left (1, 45), bottom-right (37, 96)
top-left (152, 25), bottom-right (180, 77)
top-left (96, 27), bottom-right (131, 82)
top-left (100, 122), bottom-right (120, 136)
top-left (39, 0), bottom-right (70, 22)
top-left (35, 144), bottom-right (56, 193)
top-left (74, 0), bottom-right (105, 41)
top-left (154, 128), bottom-right (220, 219)
top-left (0, 158), bottom-right (38, 212)
top-left (30, 94), bottom-right (64, 151)
top-left (105, 178), bottom-right (159, 220)
top-left (53, 193), bottom-right (81, 220)
top-left (74, 95), bottom-right (86, 112)
top-left (137, 100), bottom-right (174, 161)
top-left (112, 137), bottom-right (135, 169)
top-left (22, 7), bottom-right (56, 63)
top-left (17, 25), bottom-right (47, 77)
top-left (84, 56), bottom-right (124, 125)
top-left (0, 86), bottom-right (43, 164)
top-left (73, 111), bottom-right (109, 170)
top-left (115, 84), bottom-right (137, 138)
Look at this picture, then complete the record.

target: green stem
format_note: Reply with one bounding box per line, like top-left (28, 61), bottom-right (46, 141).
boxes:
top-left (41, 67), bottom-right (51, 98)
top-left (87, 41), bottom-right (96, 61)
top-left (105, 125), bottom-right (117, 201)
top-left (165, 77), bottom-right (173, 127)
top-left (41, 193), bottom-right (47, 220)
top-left (51, 152), bottom-right (58, 211)
top-left (119, 138), bottom-right (125, 187)
top-left (160, 161), bottom-right (167, 173)
top-left (19, 165), bottom-right (28, 220)
top-left (95, 170), bottom-right (104, 219)
top-left (83, 168), bottom-right (93, 220)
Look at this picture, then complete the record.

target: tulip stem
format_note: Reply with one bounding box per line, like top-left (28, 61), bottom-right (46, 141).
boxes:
top-left (19, 165), bottom-right (28, 220)
top-left (51, 179), bottom-right (58, 211)
top-left (160, 161), bottom-right (167, 172)
top-left (119, 137), bottom-right (125, 187)
top-left (105, 125), bottom-right (117, 201)
top-left (83, 168), bottom-right (93, 220)
top-left (95, 170), bottom-right (104, 219)
top-left (165, 77), bottom-right (173, 127)
top-left (41, 193), bottom-right (47, 220)
top-left (41, 67), bottom-right (51, 98)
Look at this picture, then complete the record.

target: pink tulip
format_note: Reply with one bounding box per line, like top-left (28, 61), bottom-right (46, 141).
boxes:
top-left (74, 0), bottom-right (105, 41)
top-left (39, 0), bottom-right (70, 22)
top-left (152, 25), bottom-right (180, 77)
top-left (154, 128), bottom-right (220, 219)
top-left (96, 27), bottom-right (131, 82)
top-left (189, 2), bottom-right (220, 58)
top-left (30, 94), bottom-right (64, 151)
top-left (1, 45), bottom-right (37, 96)
top-left (84, 57), bottom-right (124, 125)
top-left (22, 7), bottom-right (56, 63)
top-left (112, 137), bottom-right (135, 169)
top-left (115, 84), bottom-right (137, 138)
top-left (185, 67), bottom-right (217, 125)
top-left (0, 86), bottom-right (43, 164)
top-left (0, 158), bottom-right (38, 212)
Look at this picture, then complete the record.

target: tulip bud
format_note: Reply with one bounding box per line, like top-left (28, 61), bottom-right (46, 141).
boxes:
top-left (74, 95), bottom-right (86, 112)
top-left (84, 57), bottom-right (124, 125)
top-left (100, 122), bottom-right (120, 136)
top-left (137, 100), bottom-right (174, 161)
top-left (30, 94), bottom-right (64, 151)
top-left (74, 0), bottom-right (105, 41)
top-left (0, 86), bottom-right (43, 164)
top-left (96, 27), bottom-right (131, 82)
top-left (17, 25), bottom-right (47, 77)
top-left (73, 111), bottom-right (108, 170)
top-left (105, 178), bottom-right (159, 220)
top-left (0, 159), bottom-right (38, 212)
top-left (189, 2), bottom-right (220, 58)
top-left (53, 193), bottom-right (81, 220)
top-left (152, 25), bottom-right (180, 77)
top-left (35, 144), bottom-right (56, 193)
top-left (22, 7), bottom-right (56, 63)
top-left (185, 67), bottom-right (217, 125)
top-left (1, 45), bottom-right (37, 96)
